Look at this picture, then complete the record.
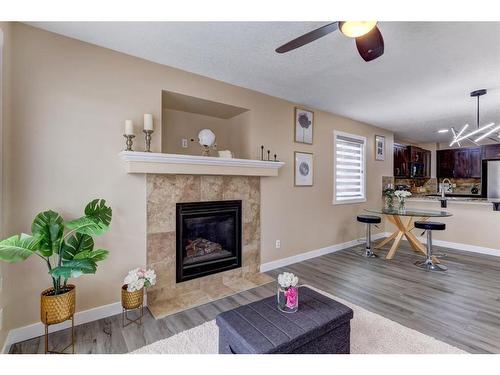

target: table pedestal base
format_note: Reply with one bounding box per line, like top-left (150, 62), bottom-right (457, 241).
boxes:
top-left (375, 215), bottom-right (440, 263)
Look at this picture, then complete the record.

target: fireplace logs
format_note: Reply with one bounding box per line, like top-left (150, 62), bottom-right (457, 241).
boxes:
top-left (186, 238), bottom-right (223, 258)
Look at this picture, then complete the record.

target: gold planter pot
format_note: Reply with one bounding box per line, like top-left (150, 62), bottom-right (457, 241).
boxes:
top-left (121, 285), bottom-right (144, 327)
top-left (40, 284), bottom-right (76, 354)
top-left (41, 284), bottom-right (76, 325)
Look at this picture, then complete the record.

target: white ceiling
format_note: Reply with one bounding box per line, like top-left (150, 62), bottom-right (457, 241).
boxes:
top-left (27, 22), bottom-right (500, 143)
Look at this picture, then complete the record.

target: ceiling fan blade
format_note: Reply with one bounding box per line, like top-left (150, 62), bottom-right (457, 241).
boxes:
top-left (355, 25), bottom-right (384, 62)
top-left (275, 22), bottom-right (339, 53)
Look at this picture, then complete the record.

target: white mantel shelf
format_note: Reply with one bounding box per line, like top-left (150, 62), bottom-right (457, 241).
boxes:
top-left (119, 151), bottom-right (285, 177)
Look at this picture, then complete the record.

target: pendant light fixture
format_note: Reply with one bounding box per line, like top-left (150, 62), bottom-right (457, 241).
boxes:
top-left (449, 89), bottom-right (499, 147)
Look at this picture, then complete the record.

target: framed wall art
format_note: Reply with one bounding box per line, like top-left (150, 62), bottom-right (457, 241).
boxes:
top-left (375, 135), bottom-right (385, 161)
top-left (294, 107), bottom-right (314, 144)
top-left (294, 151), bottom-right (314, 186)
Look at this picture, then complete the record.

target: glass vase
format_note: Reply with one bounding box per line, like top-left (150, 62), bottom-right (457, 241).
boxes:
top-left (277, 285), bottom-right (298, 313)
top-left (385, 196), bottom-right (394, 210)
top-left (398, 198), bottom-right (406, 212)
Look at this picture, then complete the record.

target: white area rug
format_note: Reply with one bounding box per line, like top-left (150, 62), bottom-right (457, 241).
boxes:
top-left (132, 286), bottom-right (466, 354)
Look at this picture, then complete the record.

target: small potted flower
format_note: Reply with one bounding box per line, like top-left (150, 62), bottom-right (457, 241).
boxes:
top-left (394, 190), bottom-right (412, 212)
top-left (122, 267), bottom-right (156, 311)
top-left (277, 272), bottom-right (299, 313)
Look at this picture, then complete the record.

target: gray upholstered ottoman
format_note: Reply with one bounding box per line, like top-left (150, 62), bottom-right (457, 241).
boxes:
top-left (216, 286), bottom-right (353, 354)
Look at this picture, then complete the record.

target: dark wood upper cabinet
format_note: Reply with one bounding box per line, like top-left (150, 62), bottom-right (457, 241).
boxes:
top-left (394, 143), bottom-right (409, 177)
top-left (393, 145), bottom-right (431, 178)
top-left (482, 144), bottom-right (500, 160)
top-left (469, 148), bottom-right (481, 178)
top-left (436, 147), bottom-right (481, 178)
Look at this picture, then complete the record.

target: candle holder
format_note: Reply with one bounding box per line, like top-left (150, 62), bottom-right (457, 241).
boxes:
top-left (143, 130), bottom-right (154, 152)
top-left (123, 134), bottom-right (135, 151)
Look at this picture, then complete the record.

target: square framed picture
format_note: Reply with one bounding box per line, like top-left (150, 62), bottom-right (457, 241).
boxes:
top-left (294, 152), bottom-right (314, 186)
top-left (375, 135), bottom-right (385, 161)
top-left (294, 107), bottom-right (314, 144)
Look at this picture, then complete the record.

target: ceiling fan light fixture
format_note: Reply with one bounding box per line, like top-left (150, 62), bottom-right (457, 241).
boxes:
top-left (339, 21), bottom-right (377, 38)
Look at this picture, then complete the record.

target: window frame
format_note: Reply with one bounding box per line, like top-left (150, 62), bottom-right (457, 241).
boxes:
top-left (333, 130), bottom-right (367, 205)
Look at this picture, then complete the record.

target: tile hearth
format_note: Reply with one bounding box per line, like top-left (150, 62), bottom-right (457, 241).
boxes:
top-left (146, 174), bottom-right (273, 319)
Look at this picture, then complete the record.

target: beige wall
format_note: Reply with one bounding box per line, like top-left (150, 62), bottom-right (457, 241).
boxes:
top-left (162, 109), bottom-right (249, 158)
top-left (1, 22), bottom-right (393, 338)
top-left (0, 21), bottom-right (12, 350)
top-left (404, 200), bottom-right (500, 251)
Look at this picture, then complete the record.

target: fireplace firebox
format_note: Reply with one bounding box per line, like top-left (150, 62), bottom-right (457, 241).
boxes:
top-left (176, 200), bottom-right (242, 283)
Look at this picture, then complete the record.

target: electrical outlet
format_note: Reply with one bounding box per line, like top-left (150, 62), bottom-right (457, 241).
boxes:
top-left (275, 240), bottom-right (281, 249)
top-left (182, 138), bottom-right (188, 148)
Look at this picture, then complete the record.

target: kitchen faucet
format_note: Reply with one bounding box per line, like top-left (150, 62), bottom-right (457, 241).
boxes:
top-left (441, 178), bottom-right (452, 198)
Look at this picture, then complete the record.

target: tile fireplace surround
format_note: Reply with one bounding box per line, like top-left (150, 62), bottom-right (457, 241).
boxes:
top-left (146, 174), bottom-right (273, 318)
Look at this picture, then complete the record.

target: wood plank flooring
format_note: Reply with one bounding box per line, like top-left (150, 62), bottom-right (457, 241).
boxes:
top-left (9, 240), bottom-right (500, 354)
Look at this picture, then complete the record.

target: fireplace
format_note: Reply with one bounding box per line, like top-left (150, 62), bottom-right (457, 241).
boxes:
top-left (176, 200), bottom-right (242, 283)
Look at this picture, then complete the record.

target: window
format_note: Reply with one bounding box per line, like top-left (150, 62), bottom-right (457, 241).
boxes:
top-left (333, 131), bottom-right (367, 204)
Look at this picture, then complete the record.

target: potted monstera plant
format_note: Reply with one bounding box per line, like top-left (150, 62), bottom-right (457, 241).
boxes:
top-left (0, 199), bottom-right (112, 326)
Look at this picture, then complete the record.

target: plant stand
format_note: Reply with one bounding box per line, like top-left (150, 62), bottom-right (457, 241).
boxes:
top-left (121, 285), bottom-right (145, 327)
top-left (44, 314), bottom-right (75, 354)
top-left (122, 305), bottom-right (144, 327)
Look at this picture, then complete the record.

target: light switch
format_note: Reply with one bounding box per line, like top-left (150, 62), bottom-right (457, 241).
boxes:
top-left (182, 139), bottom-right (188, 148)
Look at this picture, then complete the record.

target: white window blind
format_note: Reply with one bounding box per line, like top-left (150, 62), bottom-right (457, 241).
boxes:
top-left (334, 132), bottom-right (366, 204)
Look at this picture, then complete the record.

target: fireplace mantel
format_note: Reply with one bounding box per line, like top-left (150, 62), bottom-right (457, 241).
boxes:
top-left (119, 151), bottom-right (285, 177)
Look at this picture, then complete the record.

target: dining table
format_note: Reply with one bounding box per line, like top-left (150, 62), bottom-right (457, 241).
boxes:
top-left (365, 207), bottom-right (452, 260)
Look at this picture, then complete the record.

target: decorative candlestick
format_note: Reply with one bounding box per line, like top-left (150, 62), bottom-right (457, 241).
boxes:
top-left (123, 134), bottom-right (135, 151)
top-left (261, 145), bottom-right (264, 161)
top-left (267, 150), bottom-right (271, 161)
top-left (143, 130), bottom-right (153, 152)
top-left (274, 154), bottom-right (277, 162)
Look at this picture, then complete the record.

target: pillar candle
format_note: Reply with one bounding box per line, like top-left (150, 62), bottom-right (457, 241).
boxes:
top-left (144, 114), bottom-right (154, 131)
top-left (124, 120), bottom-right (134, 135)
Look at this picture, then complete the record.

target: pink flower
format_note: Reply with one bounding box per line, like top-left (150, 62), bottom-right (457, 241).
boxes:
top-left (285, 287), bottom-right (298, 309)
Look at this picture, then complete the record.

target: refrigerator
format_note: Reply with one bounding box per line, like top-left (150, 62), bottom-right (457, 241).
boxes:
top-left (487, 160), bottom-right (500, 198)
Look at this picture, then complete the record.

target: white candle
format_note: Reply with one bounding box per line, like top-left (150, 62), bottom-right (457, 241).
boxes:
top-left (124, 120), bottom-right (134, 135)
top-left (144, 114), bottom-right (154, 131)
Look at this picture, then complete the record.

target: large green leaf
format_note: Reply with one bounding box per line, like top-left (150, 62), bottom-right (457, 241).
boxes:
top-left (65, 216), bottom-right (109, 236)
top-left (31, 210), bottom-right (64, 256)
top-left (50, 258), bottom-right (97, 279)
top-left (73, 248), bottom-right (108, 262)
top-left (85, 199), bottom-right (112, 227)
top-left (61, 233), bottom-right (94, 261)
top-left (0, 234), bottom-right (40, 263)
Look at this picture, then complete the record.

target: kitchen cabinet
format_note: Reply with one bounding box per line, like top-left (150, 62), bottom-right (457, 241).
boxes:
top-left (436, 147), bottom-right (481, 178)
top-left (394, 144), bottom-right (431, 178)
top-left (482, 144), bottom-right (500, 160)
top-left (394, 143), bottom-right (409, 177)
top-left (437, 149), bottom-right (455, 178)
top-left (469, 147), bottom-right (481, 178)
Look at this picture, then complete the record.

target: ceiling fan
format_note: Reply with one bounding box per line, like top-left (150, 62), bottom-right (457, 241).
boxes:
top-left (275, 21), bottom-right (384, 62)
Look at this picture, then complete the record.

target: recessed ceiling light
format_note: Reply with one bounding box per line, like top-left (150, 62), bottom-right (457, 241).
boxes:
top-left (438, 129), bottom-right (449, 133)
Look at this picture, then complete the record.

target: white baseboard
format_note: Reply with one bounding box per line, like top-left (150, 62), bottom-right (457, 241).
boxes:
top-left (2, 300), bottom-right (124, 353)
top-left (260, 232), bottom-right (387, 272)
top-left (373, 231), bottom-right (500, 258)
top-left (260, 231), bottom-right (500, 273)
top-left (410, 234), bottom-right (500, 257)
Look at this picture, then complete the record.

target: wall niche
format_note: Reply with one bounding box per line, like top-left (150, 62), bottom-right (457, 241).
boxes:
top-left (161, 90), bottom-right (251, 159)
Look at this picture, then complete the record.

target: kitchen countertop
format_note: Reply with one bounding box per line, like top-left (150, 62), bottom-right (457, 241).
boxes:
top-left (407, 194), bottom-right (499, 206)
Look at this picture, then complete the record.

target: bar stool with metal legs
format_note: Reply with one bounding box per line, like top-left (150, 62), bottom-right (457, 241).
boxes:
top-left (357, 215), bottom-right (381, 258)
top-left (414, 221), bottom-right (447, 271)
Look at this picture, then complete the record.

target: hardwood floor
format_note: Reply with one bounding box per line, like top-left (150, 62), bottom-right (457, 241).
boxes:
top-left (9, 240), bottom-right (500, 354)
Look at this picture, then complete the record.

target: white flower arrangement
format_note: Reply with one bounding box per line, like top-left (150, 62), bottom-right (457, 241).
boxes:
top-left (394, 190), bottom-right (412, 199)
top-left (124, 267), bottom-right (157, 292)
top-left (277, 272), bottom-right (299, 289)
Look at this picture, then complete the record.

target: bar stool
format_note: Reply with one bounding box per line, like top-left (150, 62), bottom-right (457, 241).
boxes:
top-left (357, 215), bottom-right (381, 258)
top-left (414, 221), bottom-right (447, 271)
